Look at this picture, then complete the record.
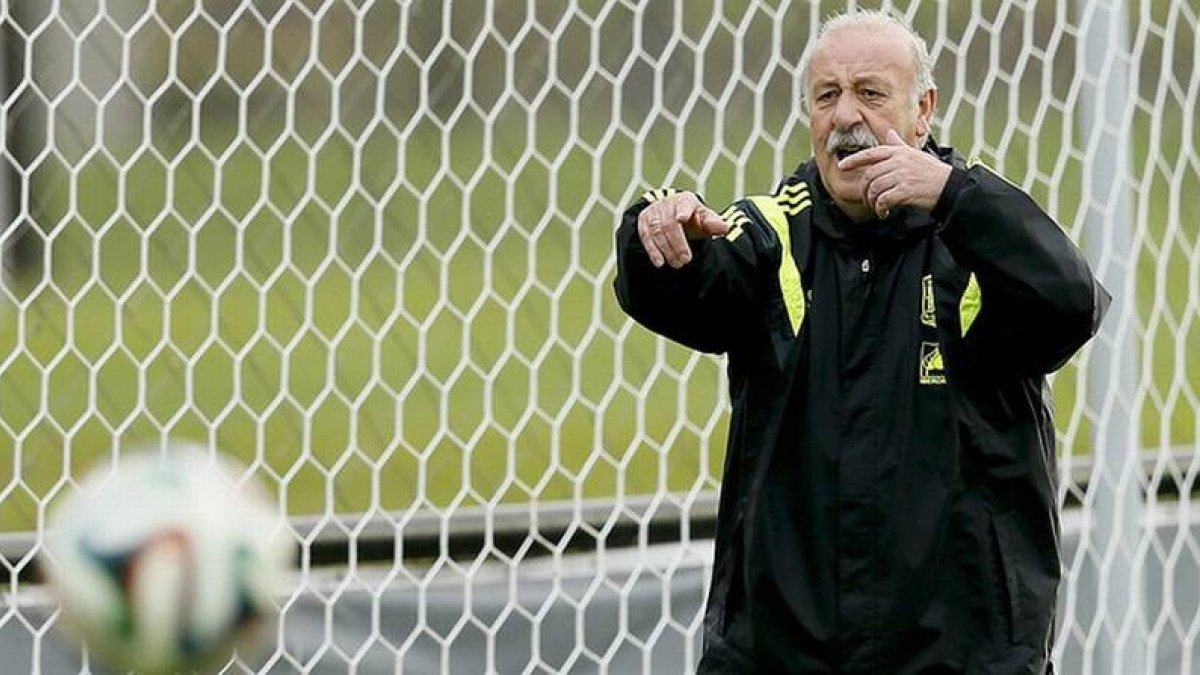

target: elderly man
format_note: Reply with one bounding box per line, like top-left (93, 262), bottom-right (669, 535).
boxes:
top-left (613, 10), bottom-right (1109, 674)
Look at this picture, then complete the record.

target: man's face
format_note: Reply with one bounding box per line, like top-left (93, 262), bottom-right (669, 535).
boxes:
top-left (807, 25), bottom-right (935, 220)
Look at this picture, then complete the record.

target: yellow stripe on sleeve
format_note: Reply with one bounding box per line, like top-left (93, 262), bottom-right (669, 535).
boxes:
top-left (641, 188), bottom-right (682, 203)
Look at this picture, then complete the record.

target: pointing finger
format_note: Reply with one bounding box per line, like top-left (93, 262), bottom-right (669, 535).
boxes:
top-left (838, 145), bottom-right (898, 171)
top-left (695, 206), bottom-right (730, 236)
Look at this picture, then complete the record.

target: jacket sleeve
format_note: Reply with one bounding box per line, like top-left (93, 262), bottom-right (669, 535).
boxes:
top-left (934, 164), bottom-right (1111, 375)
top-left (613, 191), bottom-right (779, 354)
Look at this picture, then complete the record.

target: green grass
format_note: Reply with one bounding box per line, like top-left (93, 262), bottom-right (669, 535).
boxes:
top-left (0, 0), bottom-right (1197, 532)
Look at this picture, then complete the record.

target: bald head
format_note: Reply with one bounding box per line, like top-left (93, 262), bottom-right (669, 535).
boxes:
top-left (802, 11), bottom-right (935, 113)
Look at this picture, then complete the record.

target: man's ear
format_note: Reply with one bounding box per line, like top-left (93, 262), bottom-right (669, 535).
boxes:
top-left (916, 87), bottom-right (938, 140)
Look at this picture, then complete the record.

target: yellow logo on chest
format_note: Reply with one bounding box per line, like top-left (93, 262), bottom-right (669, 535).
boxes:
top-left (920, 341), bottom-right (946, 385)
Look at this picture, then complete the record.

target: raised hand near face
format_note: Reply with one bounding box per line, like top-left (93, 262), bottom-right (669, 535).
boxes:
top-left (838, 129), bottom-right (952, 220)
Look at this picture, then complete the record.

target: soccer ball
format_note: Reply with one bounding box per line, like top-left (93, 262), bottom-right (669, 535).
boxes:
top-left (42, 443), bottom-right (293, 674)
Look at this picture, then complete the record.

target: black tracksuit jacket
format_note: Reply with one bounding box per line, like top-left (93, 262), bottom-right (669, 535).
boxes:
top-left (613, 143), bottom-right (1110, 673)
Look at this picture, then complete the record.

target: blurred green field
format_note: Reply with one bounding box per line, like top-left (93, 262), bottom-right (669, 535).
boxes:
top-left (0, 115), bottom-right (736, 530)
top-left (0, 108), bottom-right (1194, 533)
top-left (0, 0), bottom-right (1196, 532)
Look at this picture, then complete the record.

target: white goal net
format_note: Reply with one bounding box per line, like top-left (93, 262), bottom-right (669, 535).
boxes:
top-left (0, 0), bottom-right (1196, 672)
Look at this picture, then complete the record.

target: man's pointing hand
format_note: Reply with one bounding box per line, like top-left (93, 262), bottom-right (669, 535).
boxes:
top-left (637, 192), bottom-right (730, 268)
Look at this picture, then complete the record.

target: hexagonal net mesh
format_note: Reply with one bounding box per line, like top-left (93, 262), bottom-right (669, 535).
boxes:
top-left (0, 0), bottom-right (1195, 672)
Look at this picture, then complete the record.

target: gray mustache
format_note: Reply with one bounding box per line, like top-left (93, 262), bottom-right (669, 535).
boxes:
top-left (826, 126), bottom-right (879, 153)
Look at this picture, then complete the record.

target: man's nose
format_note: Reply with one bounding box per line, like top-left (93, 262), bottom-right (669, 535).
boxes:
top-left (831, 94), bottom-right (864, 130)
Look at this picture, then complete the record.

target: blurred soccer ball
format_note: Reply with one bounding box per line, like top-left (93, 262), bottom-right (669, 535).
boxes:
top-left (42, 443), bottom-right (292, 674)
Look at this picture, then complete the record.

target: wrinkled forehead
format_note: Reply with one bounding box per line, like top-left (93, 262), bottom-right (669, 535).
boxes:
top-left (806, 24), bottom-right (917, 89)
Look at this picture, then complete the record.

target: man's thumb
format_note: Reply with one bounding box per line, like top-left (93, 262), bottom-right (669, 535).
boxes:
top-left (886, 129), bottom-right (905, 146)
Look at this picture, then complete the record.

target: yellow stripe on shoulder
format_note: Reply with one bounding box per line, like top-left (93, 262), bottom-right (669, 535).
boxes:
top-left (774, 181), bottom-right (812, 216)
top-left (777, 197), bottom-right (811, 217)
top-left (747, 195), bottom-right (806, 335)
top-left (777, 188), bottom-right (810, 203)
top-left (776, 180), bottom-right (808, 194)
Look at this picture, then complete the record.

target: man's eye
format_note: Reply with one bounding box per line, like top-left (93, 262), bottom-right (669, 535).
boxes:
top-left (863, 89), bottom-right (883, 100)
top-left (817, 91), bottom-right (836, 102)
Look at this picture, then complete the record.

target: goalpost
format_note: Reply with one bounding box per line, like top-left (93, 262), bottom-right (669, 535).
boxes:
top-left (0, 0), bottom-right (1195, 672)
